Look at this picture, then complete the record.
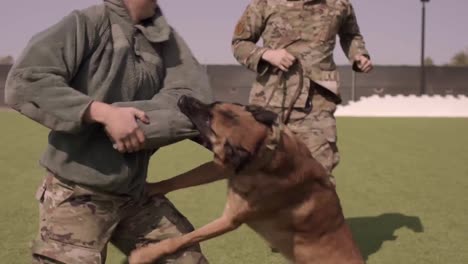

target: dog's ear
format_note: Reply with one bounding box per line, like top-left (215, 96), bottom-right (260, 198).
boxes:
top-left (224, 141), bottom-right (251, 173)
top-left (245, 105), bottom-right (278, 127)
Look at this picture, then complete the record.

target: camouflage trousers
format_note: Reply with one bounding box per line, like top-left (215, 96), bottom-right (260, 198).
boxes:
top-left (261, 84), bottom-right (340, 175)
top-left (31, 172), bottom-right (208, 264)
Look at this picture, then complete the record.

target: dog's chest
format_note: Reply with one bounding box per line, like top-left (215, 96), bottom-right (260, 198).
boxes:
top-left (229, 172), bottom-right (306, 212)
top-left (230, 172), bottom-right (283, 196)
top-left (246, 218), bottom-right (295, 260)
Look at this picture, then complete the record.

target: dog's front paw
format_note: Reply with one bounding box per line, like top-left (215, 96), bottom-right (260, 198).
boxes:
top-left (129, 237), bottom-right (181, 264)
top-left (129, 245), bottom-right (165, 264)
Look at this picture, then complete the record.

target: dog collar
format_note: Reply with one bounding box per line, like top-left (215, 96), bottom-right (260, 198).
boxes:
top-left (265, 120), bottom-right (284, 151)
top-left (258, 118), bottom-right (285, 166)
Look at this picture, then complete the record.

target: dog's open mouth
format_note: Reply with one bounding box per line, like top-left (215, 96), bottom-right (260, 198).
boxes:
top-left (178, 95), bottom-right (213, 149)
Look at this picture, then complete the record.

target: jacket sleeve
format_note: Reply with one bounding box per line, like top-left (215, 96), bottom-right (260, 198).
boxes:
top-left (338, 2), bottom-right (370, 71)
top-left (231, 0), bottom-right (270, 75)
top-left (113, 30), bottom-right (213, 150)
top-left (4, 11), bottom-right (97, 133)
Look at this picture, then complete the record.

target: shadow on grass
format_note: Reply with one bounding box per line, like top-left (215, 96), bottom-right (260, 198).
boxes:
top-left (347, 213), bottom-right (424, 260)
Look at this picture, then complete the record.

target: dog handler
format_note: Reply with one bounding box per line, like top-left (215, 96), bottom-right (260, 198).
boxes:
top-left (232, 0), bottom-right (373, 182)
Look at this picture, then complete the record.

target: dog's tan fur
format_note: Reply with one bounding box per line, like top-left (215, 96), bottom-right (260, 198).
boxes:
top-left (129, 97), bottom-right (364, 264)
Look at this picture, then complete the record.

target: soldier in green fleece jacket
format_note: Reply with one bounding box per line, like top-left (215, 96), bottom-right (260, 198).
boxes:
top-left (5, 0), bottom-right (211, 263)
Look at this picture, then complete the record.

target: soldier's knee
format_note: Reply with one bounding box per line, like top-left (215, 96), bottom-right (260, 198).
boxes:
top-left (31, 238), bottom-right (103, 264)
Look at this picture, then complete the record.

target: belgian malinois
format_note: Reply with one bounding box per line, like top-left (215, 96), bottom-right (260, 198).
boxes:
top-left (129, 95), bottom-right (364, 264)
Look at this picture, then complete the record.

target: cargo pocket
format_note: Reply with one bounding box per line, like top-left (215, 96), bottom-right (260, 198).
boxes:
top-left (32, 176), bottom-right (106, 264)
top-left (43, 177), bottom-right (76, 209)
top-left (322, 118), bottom-right (340, 170)
top-left (291, 112), bottom-right (339, 173)
top-left (323, 123), bottom-right (337, 143)
top-left (308, 129), bottom-right (336, 174)
top-left (43, 180), bottom-right (113, 252)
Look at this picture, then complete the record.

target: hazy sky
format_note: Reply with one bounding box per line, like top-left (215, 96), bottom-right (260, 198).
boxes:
top-left (1, 0), bottom-right (467, 66)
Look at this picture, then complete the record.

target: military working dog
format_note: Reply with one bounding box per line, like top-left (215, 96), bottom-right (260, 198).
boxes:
top-left (130, 95), bottom-right (364, 264)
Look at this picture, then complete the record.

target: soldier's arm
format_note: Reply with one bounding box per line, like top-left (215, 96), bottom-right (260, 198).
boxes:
top-left (112, 30), bottom-right (213, 150)
top-left (338, 2), bottom-right (371, 72)
top-left (5, 11), bottom-right (100, 133)
top-left (231, 0), bottom-right (270, 75)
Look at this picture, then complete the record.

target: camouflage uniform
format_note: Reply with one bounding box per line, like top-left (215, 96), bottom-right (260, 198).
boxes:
top-left (232, 0), bottom-right (370, 174)
top-left (32, 172), bottom-right (207, 264)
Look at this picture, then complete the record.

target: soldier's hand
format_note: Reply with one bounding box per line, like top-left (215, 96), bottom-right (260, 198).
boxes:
top-left (104, 106), bottom-right (149, 153)
top-left (262, 49), bottom-right (296, 72)
top-left (85, 101), bottom-right (150, 153)
top-left (354, 54), bottom-right (373, 73)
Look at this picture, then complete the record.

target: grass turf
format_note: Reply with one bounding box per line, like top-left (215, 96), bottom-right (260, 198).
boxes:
top-left (0, 111), bottom-right (467, 263)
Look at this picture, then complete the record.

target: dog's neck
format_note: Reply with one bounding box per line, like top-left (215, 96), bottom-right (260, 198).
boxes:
top-left (253, 120), bottom-right (333, 187)
top-left (250, 120), bottom-right (301, 177)
top-left (229, 118), bottom-right (334, 198)
top-left (263, 120), bottom-right (284, 157)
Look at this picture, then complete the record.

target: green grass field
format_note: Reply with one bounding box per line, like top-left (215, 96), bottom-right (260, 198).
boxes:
top-left (1, 111), bottom-right (467, 264)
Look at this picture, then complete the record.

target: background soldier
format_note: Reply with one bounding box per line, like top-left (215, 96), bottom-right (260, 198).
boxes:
top-left (232, 0), bottom-right (373, 181)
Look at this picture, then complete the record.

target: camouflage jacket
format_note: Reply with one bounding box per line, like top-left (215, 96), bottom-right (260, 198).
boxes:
top-left (232, 0), bottom-right (370, 108)
top-left (5, 0), bottom-right (212, 198)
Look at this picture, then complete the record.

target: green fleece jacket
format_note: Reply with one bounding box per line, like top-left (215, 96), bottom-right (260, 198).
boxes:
top-left (5, 0), bottom-right (212, 198)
